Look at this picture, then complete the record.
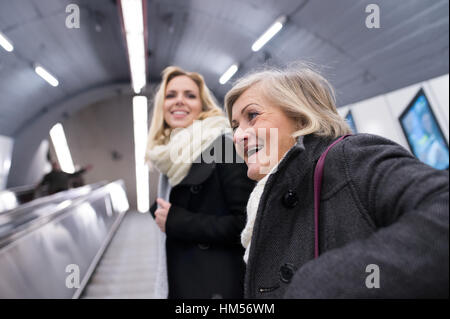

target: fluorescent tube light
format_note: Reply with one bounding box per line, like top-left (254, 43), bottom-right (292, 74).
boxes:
top-left (0, 31), bottom-right (14, 52)
top-left (120, 0), bottom-right (146, 94)
top-left (49, 123), bottom-right (75, 173)
top-left (121, 0), bottom-right (144, 33)
top-left (34, 64), bottom-right (59, 87)
top-left (126, 33), bottom-right (146, 93)
top-left (133, 96), bottom-right (149, 213)
top-left (219, 64), bottom-right (238, 85)
top-left (251, 16), bottom-right (286, 52)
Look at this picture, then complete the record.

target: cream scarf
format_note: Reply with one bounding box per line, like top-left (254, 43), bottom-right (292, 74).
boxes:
top-left (241, 163), bottom-right (280, 263)
top-left (147, 116), bottom-right (230, 186)
top-left (241, 138), bottom-right (301, 264)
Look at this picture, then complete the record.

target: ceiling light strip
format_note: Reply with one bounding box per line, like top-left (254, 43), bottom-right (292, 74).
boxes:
top-left (251, 16), bottom-right (286, 52)
top-left (219, 64), bottom-right (239, 85)
top-left (119, 0), bottom-right (147, 94)
top-left (133, 96), bottom-right (149, 213)
top-left (34, 64), bottom-right (59, 87)
top-left (0, 31), bottom-right (14, 52)
top-left (49, 123), bottom-right (75, 173)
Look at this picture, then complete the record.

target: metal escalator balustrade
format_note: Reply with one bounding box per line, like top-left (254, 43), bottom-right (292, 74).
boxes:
top-left (0, 180), bottom-right (129, 298)
top-left (0, 182), bottom-right (106, 248)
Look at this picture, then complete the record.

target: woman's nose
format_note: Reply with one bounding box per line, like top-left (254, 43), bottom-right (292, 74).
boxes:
top-left (233, 127), bottom-right (247, 145)
top-left (175, 95), bottom-right (184, 105)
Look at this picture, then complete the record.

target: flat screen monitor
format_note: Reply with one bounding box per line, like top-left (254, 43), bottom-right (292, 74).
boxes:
top-left (345, 110), bottom-right (358, 134)
top-left (399, 88), bottom-right (449, 170)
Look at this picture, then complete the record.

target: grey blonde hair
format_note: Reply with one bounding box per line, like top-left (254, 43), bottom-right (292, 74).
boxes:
top-left (146, 66), bottom-right (223, 150)
top-left (224, 63), bottom-right (351, 139)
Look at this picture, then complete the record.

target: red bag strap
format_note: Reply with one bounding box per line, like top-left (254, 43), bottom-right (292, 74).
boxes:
top-left (314, 135), bottom-right (351, 259)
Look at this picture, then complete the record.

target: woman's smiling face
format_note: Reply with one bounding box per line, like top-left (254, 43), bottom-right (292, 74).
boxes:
top-left (163, 75), bottom-right (203, 129)
top-left (231, 84), bottom-right (298, 181)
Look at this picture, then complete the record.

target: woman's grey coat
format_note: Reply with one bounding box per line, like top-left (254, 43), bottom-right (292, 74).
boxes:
top-left (245, 133), bottom-right (448, 298)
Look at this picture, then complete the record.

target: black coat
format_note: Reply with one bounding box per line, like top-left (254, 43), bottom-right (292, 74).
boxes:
top-left (245, 133), bottom-right (448, 298)
top-left (38, 168), bottom-right (87, 194)
top-left (151, 134), bottom-right (255, 298)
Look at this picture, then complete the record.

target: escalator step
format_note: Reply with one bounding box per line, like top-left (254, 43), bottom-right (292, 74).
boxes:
top-left (81, 211), bottom-right (160, 299)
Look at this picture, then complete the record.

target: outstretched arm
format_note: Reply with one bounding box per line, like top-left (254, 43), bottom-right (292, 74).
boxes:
top-left (285, 134), bottom-right (449, 298)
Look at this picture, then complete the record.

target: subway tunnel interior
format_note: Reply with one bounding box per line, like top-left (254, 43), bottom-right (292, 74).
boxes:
top-left (0, 0), bottom-right (448, 299)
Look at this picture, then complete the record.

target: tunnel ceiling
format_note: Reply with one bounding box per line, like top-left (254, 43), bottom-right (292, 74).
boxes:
top-left (0, 0), bottom-right (449, 137)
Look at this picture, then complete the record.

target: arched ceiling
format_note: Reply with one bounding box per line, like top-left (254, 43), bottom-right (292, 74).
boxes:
top-left (1, 0), bottom-right (448, 138)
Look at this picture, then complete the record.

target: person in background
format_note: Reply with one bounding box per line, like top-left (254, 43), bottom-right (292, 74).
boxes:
top-left (146, 66), bottom-right (254, 299)
top-left (70, 166), bottom-right (87, 188)
top-left (225, 63), bottom-right (449, 298)
top-left (35, 161), bottom-right (92, 196)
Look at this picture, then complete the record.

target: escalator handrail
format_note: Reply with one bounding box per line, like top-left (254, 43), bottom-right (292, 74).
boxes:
top-left (0, 180), bottom-right (127, 251)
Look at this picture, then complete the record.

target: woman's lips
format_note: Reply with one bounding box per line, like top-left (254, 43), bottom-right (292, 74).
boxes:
top-left (246, 145), bottom-right (264, 162)
top-left (171, 110), bottom-right (189, 119)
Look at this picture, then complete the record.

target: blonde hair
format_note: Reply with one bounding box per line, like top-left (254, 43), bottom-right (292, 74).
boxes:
top-left (146, 66), bottom-right (223, 149)
top-left (224, 62), bottom-right (351, 138)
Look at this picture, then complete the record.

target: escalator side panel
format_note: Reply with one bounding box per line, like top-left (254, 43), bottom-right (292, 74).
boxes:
top-left (0, 183), bottom-right (126, 298)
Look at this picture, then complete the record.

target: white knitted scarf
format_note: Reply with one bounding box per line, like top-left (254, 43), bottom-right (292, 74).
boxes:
top-left (241, 137), bottom-right (302, 264)
top-left (147, 116), bottom-right (230, 186)
top-left (241, 162), bottom-right (280, 263)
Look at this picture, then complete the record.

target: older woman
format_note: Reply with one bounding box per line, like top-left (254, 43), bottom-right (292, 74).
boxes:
top-left (225, 64), bottom-right (449, 298)
top-left (146, 66), bottom-right (254, 298)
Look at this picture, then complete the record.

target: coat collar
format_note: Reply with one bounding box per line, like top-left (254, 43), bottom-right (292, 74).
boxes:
top-left (176, 134), bottom-right (335, 187)
top-left (175, 135), bottom-right (223, 186)
top-left (245, 134), bottom-right (338, 263)
top-left (176, 161), bottom-right (216, 186)
top-left (303, 134), bottom-right (338, 162)
top-left (267, 134), bottom-right (336, 181)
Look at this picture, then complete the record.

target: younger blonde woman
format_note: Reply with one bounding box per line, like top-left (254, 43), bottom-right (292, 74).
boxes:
top-left (146, 66), bottom-right (254, 299)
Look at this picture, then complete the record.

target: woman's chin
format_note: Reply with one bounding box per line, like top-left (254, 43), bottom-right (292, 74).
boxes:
top-left (168, 118), bottom-right (193, 129)
top-left (247, 164), bottom-right (266, 181)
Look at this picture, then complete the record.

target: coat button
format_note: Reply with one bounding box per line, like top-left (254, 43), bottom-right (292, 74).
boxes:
top-left (282, 190), bottom-right (298, 208)
top-left (279, 263), bottom-right (295, 283)
top-left (198, 243), bottom-right (210, 250)
top-left (190, 185), bottom-right (202, 194)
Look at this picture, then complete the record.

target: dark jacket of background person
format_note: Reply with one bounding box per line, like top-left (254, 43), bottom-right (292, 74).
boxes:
top-left (151, 135), bottom-right (255, 298)
top-left (245, 133), bottom-right (448, 298)
top-left (37, 166), bottom-right (88, 195)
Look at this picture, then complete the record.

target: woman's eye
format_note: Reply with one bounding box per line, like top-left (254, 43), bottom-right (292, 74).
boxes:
top-left (248, 112), bottom-right (259, 121)
top-left (185, 92), bottom-right (197, 98)
top-left (166, 94), bottom-right (175, 99)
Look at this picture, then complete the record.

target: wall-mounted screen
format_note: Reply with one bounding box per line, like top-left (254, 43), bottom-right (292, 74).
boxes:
top-left (345, 110), bottom-right (358, 134)
top-left (399, 88), bottom-right (449, 170)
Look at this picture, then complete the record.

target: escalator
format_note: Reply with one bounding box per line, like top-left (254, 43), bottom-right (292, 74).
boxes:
top-left (0, 180), bottom-right (160, 299)
top-left (81, 211), bottom-right (159, 298)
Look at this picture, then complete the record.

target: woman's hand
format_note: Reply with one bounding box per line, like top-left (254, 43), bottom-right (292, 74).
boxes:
top-left (155, 198), bottom-right (171, 233)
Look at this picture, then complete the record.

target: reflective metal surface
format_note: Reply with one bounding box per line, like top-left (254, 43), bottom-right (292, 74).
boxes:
top-left (1, 184), bottom-right (84, 221)
top-left (0, 180), bottom-right (128, 298)
top-left (0, 190), bottom-right (18, 213)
